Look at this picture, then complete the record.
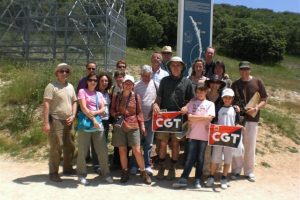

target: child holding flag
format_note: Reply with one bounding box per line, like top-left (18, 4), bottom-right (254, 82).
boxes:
top-left (206, 88), bottom-right (241, 189)
top-left (173, 84), bottom-right (215, 189)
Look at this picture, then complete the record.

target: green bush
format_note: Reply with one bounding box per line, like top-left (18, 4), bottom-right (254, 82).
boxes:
top-left (218, 23), bottom-right (286, 63)
top-left (20, 126), bottom-right (47, 146)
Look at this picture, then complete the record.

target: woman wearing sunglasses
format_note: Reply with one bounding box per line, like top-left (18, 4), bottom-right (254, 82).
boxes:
top-left (111, 76), bottom-right (152, 185)
top-left (77, 71), bottom-right (113, 186)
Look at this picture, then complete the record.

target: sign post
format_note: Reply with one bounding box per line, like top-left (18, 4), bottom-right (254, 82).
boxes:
top-left (177, 0), bottom-right (213, 75)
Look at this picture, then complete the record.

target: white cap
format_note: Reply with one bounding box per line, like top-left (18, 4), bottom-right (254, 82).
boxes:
top-left (222, 88), bottom-right (234, 97)
top-left (123, 75), bottom-right (135, 84)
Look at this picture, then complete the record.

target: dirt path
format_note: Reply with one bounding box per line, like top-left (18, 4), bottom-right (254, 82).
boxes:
top-left (0, 151), bottom-right (299, 200)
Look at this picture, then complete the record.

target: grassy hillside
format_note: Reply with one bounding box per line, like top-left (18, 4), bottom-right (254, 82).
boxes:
top-left (0, 48), bottom-right (299, 158)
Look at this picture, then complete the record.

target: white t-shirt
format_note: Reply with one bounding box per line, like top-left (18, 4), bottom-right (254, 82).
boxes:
top-left (134, 79), bottom-right (159, 121)
top-left (187, 98), bottom-right (215, 141)
top-left (217, 106), bottom-right (236, 126)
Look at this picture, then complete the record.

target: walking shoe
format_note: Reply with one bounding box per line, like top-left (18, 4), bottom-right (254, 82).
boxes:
top-left (78, 177), bottom-right (89, 186)
top-left (140, 170), bottom-right (152, 185)
top-left (230, 173), bottom-right (240, 180)
top-left (120, 170), bottom-right (129, 183)
top-left (49, 173), bottom-right (62, 182)
top-left (246, 173), bottom-right (256, 182)
top-left (194, 179), bottom-right (202, 189)
top-left (63, 168), bottom-right (77, 175)
top-left (105, 175), bottom-right (114, 184)
top-left (156, 164), bottom-right (165, 180)
top-left (145, 166), bottom-right (153, 176)
top-left (220, 177), bottom-right (228, 189)
top-left (93, 165), bottom-right (101, 175)
top-left (130, 167), bottom-right (138, 175)
top-left (166, 167), bottom-right (176, 181)
top-left (206, 176), bottom-right (214, 187)
top-left (172, 178), bottom-right (188, 188)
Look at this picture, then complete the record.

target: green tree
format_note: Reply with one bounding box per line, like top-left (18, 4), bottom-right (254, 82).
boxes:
top-left (128, 13), bottom-right (163, 48)
top-left (218, 23), bottom-right (286, 63)
top-left (126, 0), bottom-right (177, 48)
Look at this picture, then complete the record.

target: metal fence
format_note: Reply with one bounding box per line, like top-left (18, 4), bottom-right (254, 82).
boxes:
top-left (0, 0), bottom-right (127, 71)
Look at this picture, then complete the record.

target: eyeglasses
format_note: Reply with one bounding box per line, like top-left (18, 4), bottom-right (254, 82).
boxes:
top-left (58, 70), bottom-right (69, 74)
top-left (88, 79), bottom-right (98, 83)
top-left (117, 65), bottom-right (126, 69)
top-left (87, 67), bottom-right (96, 71)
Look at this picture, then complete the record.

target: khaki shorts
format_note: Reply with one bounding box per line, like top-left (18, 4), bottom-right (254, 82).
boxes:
top-left (112, 126), bottom-right (141, 147)
top-left (156, 132), bottom-right (179, 142)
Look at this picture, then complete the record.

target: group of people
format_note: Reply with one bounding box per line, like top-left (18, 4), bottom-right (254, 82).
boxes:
top-left (43, 46), bottom-right (268, 190)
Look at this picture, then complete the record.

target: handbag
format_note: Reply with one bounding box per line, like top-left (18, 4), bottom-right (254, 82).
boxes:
top-left (114, 92), bottom-right (139, 132)
top-left (77, 92), bottom-right (104, 132)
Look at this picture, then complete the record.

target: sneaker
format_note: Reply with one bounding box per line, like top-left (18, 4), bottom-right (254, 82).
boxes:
top-left (78, 177), bottom-right (89, 186)
top-left (130, 167), bottom-right (138, 175)
top-left (63, 168), bottom-right (77, 175)
top-left (93, 166), bottom-right (101, 175)
top-left (105, 176), bottom-right (114, 184)
top-left (145, 166), bottom-right (153, 176)
top-left (156, 164), bottom-right (165, 180)
top-left (220, 177), bottom-right (228, 189)
top-left (246, 173), bottom-right (256, 182)
top-left (166, 167), bottom-right (176, 181)
top-left (230, 173), bottom-right (240, 180)
top-left (194, 179), bottom-right (201, 189)
top-left (172, 178), bottom-right (188, 188)
top-left (140, 170), bottom-right (152, 185)
top-left (120, 170), bottom-right (129, 183)
top-left (49, 173), bottom-right (62, 182)
top-left (206, 176), bottom-right (214, 187)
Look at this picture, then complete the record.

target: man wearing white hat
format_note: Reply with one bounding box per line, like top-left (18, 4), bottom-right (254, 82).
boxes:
top-left (161, 45), bottom-right (173, 72)
top-left (43, 63), bottom-right (77, 182)
top-left (153, 56), bottom-right (194, 180)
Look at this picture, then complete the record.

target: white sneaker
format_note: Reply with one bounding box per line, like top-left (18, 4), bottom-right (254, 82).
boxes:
top-left (130, 167), bottom-right (138, 175)
top-left (172, 178), bottom-right (188, 188)
top-left (206, 176), bottom-right (214, 187)
top-left (145, 167), bottom-right (153, 176)
top-left (220, 178), bottom-right (228, 189)
top-left (246, 173), bottom-right (256, 182)
top-left (105, 176), bottom-right (114, 184)
top-left (78, 177), bottom-right (89, 186)
top-left (194, 179), bottom-right (201, 189)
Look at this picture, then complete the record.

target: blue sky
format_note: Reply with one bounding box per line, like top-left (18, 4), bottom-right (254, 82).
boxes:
top-left (214, 0), bottom-right (300, 13)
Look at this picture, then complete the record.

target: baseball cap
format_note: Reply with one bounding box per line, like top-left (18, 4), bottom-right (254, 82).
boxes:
top-left (123, 75), bottom-right (135, 84)
top-left (239, 61), bottom-right (251, 69)
top-left (221, 88), bottom-right (235, 97)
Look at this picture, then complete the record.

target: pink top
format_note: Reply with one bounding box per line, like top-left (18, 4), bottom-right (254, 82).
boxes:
top-left (78, 88), bottom-right (103, 111)
top-left (187, 98), bottom-right (215, 141)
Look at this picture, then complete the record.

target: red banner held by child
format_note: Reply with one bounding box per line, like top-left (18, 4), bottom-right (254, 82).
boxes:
top-left (208, 124), bottom-right (242, 148)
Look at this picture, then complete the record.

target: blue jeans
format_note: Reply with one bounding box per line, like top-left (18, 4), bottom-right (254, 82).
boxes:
top-left (130, 119), bottom-right (154, 168)
top-left (181, 139), bottom-right (207, 180)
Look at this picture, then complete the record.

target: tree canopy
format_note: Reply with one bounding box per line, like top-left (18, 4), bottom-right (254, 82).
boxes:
top-left (126, 1), bottom-right (300, 63)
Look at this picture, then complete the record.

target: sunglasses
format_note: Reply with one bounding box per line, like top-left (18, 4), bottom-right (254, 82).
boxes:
top-left (117, 65), bottom-right (126, 69)
top-left (87, 67), bottom-right (96, 71)
top-left (59, 70), bottom-right (69, 74)
top-left (88, 79), bottom-right (98, 83)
